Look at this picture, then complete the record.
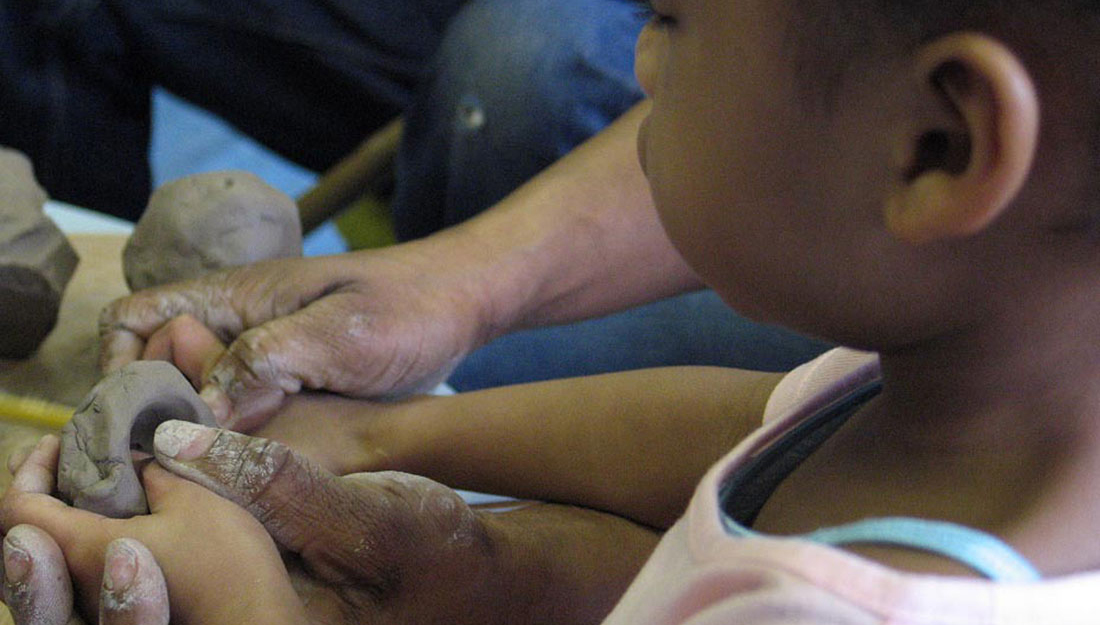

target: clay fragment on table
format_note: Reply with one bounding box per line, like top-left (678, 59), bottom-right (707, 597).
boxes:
top-left (0, 147), bottom-right (79, 358)
top-left (57, 360), bottom-right (217, 518)
top-left (122, 170), bottom-right (302, 291)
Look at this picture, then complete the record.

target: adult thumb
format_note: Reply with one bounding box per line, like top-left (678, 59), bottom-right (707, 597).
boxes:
top-left (151, 420), bottom-right (344, 553)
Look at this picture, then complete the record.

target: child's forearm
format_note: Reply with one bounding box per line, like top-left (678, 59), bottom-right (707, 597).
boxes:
top-left (354, 367), bottom-right (782, 528)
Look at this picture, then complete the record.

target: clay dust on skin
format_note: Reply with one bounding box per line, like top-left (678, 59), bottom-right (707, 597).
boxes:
top-left (3, 529), bottom-right (72, 625)
top-left (153, 420), bottom-right (215, 460)
top-left (155, 428), bottom-right (290, 520)
top-left (98, 539), bottom-right (169, 623)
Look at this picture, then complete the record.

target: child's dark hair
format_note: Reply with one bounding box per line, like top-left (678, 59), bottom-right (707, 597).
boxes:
top-left (792, 0), bottom-right (1098, 93)
top-left (792, 0), bottom-right (1100, 228)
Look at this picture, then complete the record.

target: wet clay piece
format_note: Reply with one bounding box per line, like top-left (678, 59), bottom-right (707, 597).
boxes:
top-left (58, 361), bottom-right (217, 518)
top-left (0, 148), bottom-right (79, 358)
top-left (122, 170), bottom-right (302, 291)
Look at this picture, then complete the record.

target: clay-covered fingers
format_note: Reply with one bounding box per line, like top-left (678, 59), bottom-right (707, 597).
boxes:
top-left (3, 457), bottom-right (304, 624)
top-left (2, 527), bottom-right (170, 625)
top-left (98, 282), bottom-right (245, 375)
top-left (151, 420), bottom-right (342, 551)
top-left (97, 257), bottom-right (387, 430)
top-left (195, 292), bottom-right (422, 430)
top-left (151, 421), bottom-right (481, 588)
top-left (101, 247), bottom-right (486, 430)
top-left (95, 539), bottom-right (169, 625)
top-left (2, 524), bottom-right (74, 625)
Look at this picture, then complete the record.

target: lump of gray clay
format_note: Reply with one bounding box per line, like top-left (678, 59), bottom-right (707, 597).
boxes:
top-left (122, 170), bottom-right (302, 291)
top-left (0, 147), bottom-right (79, 359)
top-left (57, 360), bottom-right (217, 518)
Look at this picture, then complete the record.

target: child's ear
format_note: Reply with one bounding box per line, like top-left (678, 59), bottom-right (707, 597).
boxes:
top-left (886, 33), bottom-right (1039, 244)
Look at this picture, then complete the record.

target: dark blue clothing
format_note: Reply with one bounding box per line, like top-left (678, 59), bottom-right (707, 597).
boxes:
top-left (0, 0), bottom-right (829, 388)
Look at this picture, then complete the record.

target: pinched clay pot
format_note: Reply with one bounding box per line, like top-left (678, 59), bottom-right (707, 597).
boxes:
top-left (57, 361), bottom-right (217, 518)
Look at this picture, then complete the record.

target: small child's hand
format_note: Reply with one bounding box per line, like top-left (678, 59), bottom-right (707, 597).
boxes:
top-left (3, 423), bottom-right (503, 625)
top-left (4, 523), bottom-right (169, 625)
top-left (0, 435), bottom-right (307, 624)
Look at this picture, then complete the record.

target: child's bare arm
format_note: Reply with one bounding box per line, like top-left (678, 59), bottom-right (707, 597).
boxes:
top-left (259, 366), bottom-right (783, 529)
top-left (144, 313), bottom-right (782, 529)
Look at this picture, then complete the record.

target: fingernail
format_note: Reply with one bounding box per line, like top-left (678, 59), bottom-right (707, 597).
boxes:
top-left (200, 385), bottom-right (231, 426)
top-left (3, 538), bottom-right (30, 584)
top-left (103, 541), bottom-right (137, 592)
top-left (154, 421), bottom-right (217, 461)
top-left (33, 434), bottom-right (54, 452)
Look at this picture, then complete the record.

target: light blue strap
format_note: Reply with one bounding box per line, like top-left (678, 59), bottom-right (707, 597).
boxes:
top-left (723, 515), bottom-right (1040, 582)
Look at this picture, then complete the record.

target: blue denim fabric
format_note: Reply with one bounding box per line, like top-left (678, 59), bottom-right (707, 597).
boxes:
top-left (449, 291), bottom-right (832, 391)
top-left (392, 0), bottom-right (648, 238)
top-left (0, 0), bottom-right (152, 218)
top-left (1, 0), bottom-right (468, 218)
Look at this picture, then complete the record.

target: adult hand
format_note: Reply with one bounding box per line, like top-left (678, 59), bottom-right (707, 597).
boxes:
top-left (151, 423), bottom-right (658, 625)
top-left (99, 244), bottom-right (489, 430)
top-left (130, 313), bottom-right (404, 475)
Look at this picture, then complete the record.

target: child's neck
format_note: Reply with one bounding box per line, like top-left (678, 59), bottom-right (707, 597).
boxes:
top-left (755, 308), bottom-right (1100, 577)
top-left (875, 297), bottom-right (1100, 452)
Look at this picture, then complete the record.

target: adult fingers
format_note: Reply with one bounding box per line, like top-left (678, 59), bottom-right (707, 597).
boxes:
top-left (99, 256), bottom-right (358, 378)
top-left (98, 282), bottom-right (245, 375)
top-left (2, 524), bottom-right (75, 625)
top-left (97, 539), bottom-right (169, 625)
top-left (196, 292), bottom-right (403, 430)
top-left (151, 421), bottom-right (478, 590)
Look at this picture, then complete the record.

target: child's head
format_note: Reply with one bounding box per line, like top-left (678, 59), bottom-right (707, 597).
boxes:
top-left (635, 0), bottom-right (1100, 350)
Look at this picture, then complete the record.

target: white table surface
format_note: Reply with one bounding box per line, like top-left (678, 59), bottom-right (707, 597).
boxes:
top-left (45, 200), bottom-right (134, 235)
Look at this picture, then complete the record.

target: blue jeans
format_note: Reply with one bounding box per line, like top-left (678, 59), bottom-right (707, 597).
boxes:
top-left (393, 0), bottom-right (649, 238)
top-left (1, 0), bottom-right (828, 386)
top-left (449, 291), bottom-right (832, 390)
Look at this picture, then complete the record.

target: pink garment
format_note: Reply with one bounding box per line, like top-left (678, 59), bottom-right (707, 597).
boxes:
top-left (601, 348), bottom-right (1100, 625)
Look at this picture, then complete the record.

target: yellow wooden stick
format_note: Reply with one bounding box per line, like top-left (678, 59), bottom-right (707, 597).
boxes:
top-left (0, 391), bottom-right (73, 430)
